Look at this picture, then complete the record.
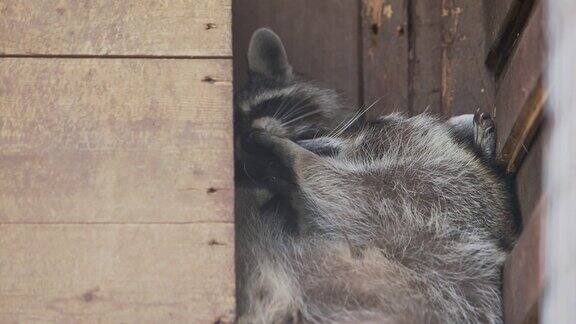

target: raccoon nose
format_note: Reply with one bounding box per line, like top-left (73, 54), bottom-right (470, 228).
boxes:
top-left (251, 117), bottom-right (288, 137)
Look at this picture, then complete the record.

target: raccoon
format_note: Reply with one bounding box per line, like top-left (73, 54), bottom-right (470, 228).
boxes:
top-left (235, 28), bottom-right (520, 324)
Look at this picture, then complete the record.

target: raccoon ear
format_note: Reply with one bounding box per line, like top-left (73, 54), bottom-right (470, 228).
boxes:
top-left (248, 28), bottom-right (292, 80)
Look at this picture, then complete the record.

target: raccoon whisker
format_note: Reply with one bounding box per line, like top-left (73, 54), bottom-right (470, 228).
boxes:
top-left (275, 88), bottom-right (309, 120)
top-left (327, 109), bottom-right (361, 138)
top-left (333, 97), bottom-right (383, 138)
top-left (280, 104), bottom-right (314, 124)
top-left (279, 98), bottom-right (315, 122)
top-left (272, 98), bottom-right (289, 119)
top-left (327, 104), bottom-right (370, 138)
top-left (280, 104), bottom-right (321, 125)
top-left (329, 97), bottom-right (381, 138)
top-left (272, 86), bottom-right (302, 119)
top-left (242, 161), bottom-right (258, 186)
top-left (282, 109), bottom-right (324, 126)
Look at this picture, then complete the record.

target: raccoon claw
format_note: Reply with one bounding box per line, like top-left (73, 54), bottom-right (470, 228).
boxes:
top-left (473, 111), bottom-right (496, 159)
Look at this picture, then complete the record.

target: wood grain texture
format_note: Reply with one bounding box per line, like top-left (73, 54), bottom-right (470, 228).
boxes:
top-left (361, 0), bottom-right (409, 116)
top-left (441, 0), bottom-right (494, 115)
top-left (484, 0), bottom-right (518, 52)
top-left (410, 0), bottom-right (443, 115)
top-left (498, 79), bottom-right (547, 172)
top-left (503, 199), bottom-right (543, 324)
top-left (0, 58), bottom-right (233, 223)
top-left (0, 0), bottom-right (231, 56)
top-left (485, 0), bottom-right (536, 77)
top-left (233, 0), bottom-right (360, 106)
top-left (0, 224), bottom-right (235, 323)
top-left (494, 0), bottom-right (545, 157)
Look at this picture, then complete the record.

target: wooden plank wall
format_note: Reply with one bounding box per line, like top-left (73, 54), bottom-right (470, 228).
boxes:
top-left (234, 0), bottom-right (494, 116)
top-left (489, 1), bottom-right (546, 323)
top-left (234, 1), bottom-right (546, 323)
top-left (0, 1), bottom-right (235, 322)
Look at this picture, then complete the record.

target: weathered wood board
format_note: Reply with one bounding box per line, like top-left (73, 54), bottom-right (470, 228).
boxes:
top-left (410, 0), bottom-right (443, 115)
top-left (0, 58), bottom-right (235, 321)
top-left (0, 0), bottom-right (231, 56)
top-left (484, 0), bottom-right (518, 51)
top-left (516, 125), bottom-right (545, 222)
top-left (0, 224), bottom-right (235, 323)
top-left (0, 59), bottom-right (233, 224)
top-left (361, 0), bottom-right (409, 115)
top-left (441, 0), bottom-right (495, 116)
top-left (1, 0), bottom-right (234, 321)
top-left (504, 200), bottom-right (542, 324)
top-left (494, 0), bottom-right (545, 160)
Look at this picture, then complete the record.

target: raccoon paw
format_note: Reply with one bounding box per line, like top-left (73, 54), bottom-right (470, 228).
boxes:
top-left (473, 111), bottom-right (496, 159)
top-left (243, 131), bottom-right (300, 193)
top-left (247, 130), bottom-right (321, 197)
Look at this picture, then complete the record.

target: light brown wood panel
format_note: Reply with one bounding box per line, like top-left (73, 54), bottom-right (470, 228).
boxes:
top-left (0, 0), bottom-right (231, 56)
top-left (361, 0), bottom-right (409, 116)
top-left (0, 223), bottom-right (235, 323)
top-left (494, 1), bottom-right (545, 162)
top-left (233, 0), bottom-right (360, 106)
top-left (503, 200), bottom-right (543, 324)
top-left (0, 58), bottom-right (233, 223)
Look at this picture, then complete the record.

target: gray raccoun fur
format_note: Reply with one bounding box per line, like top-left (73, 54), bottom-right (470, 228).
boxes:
top-left (235, 28), bottom-right (520, 324)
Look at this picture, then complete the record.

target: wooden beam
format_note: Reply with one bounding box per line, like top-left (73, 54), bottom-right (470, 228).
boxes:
top-left (494, 0), bottom-right (545, 170)
top-left (485, 0), bottom-right (536, 77)
top-left (498, 78), bottom-right (547, 172)
top-left (516, 126), bottom-right (546, 222)
top-left (484, 0), bottom-right (519, 54)
top-left (503, 199), bottom-right (543, 324)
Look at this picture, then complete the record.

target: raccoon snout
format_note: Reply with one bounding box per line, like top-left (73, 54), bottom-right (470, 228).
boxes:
top-left (251, 117), bottom-right (288, 137)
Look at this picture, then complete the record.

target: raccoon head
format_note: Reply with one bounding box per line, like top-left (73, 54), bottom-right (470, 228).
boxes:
top-left (235, 28), bottom-right (351, 185)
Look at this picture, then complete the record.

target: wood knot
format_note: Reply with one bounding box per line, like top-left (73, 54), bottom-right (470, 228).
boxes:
top-left (202, 76), bottom-right (216, 83)
top-left (82, 292), bottom-right (95, 302)
top-left (81, 287), bottom-right (99, 302)
top-left (208, 239), bottom-right (225, 246)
